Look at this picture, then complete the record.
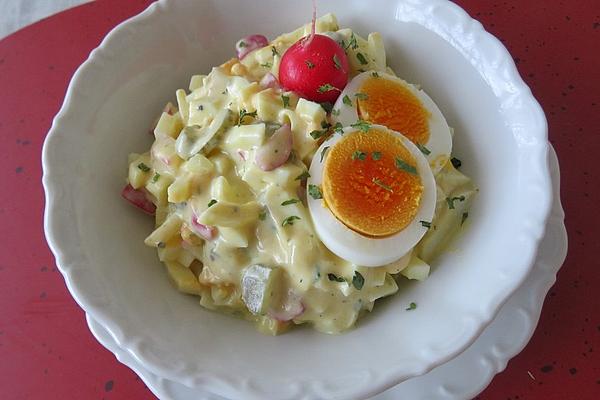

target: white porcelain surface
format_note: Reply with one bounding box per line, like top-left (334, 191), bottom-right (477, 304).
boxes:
top-left (43, 0), bottom-right (551, 399)
top-left (86, 147), bottom-right (566, 400)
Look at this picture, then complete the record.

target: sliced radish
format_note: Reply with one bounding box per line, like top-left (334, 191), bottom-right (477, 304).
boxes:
top-left (121, 184), bottom-right (156, 215)
top-left (259, 73), bottom-right (282, 90)
top-left (191, 213), bottom-right (217, 240)
top-left (235, 34), bottom-right (269, 60)
top-left (255, 123), bottom-right (293, 171)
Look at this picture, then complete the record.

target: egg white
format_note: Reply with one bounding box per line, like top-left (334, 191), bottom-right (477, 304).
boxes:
top-left (331, 71), bottom-right (452, 175)
top-left (307, 124), bottom-right (437, 267)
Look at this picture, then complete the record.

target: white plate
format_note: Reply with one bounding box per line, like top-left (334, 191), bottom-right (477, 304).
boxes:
top-left (43, 0), bottom-right (551, 399)
top-left (86, 147), bottom-right (565, 400)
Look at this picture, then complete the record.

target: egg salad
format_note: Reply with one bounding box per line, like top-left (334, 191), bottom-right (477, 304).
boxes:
top-left (122, 14), bottom-right (477, 335)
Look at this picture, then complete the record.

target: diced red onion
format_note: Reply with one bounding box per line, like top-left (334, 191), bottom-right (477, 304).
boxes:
top-left (121, 184), bottom-right (156, 215)
top-left (235, 34), bottom-right (269, 60)
top-left (259, 73), bottom-right (282, 90)
top-left (255, 124), bottom-right (293, 171)
top-left (191, 213), bottom-right (217, 241)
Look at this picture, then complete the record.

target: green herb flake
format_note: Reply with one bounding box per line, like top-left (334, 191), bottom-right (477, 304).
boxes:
top-left (328, 273), bottom-right (346, 283)
top-left (371, 71), bottom-right (380, 78)
top-left (137, 162), bottom-right (151, 172)
top-left (207, 199), bottom-right (218, 208)
top-left (238, 109), bottom-right (257, 126)
top-left (395, 157), bottom-right (418, 175)
top-left (352, 150), bottom-right (367, 161)
top-left (260, 62), bottom-right (272, 68)
top-left (258, 210), bottom-right (267, 221)
top-left (354, 92), bottom-right (369, 100)
top-left (461, 212), bottom-right (469, 226)
top-left (356, 52), bottom-right (369, 65)
top-left (372, 178), bottom-right (393, 192)
top-left (372, 151), bottom-right (382, 160)
top-left (271, 46), bottom-right (279, 57)
top-left (420, 220), bottom-right (432, 229)
top-left (282, 215), bottom-right (301, 227)
top-left (342, 95), bottom-right (353, 106)
top-left (345, 33), bottom-right (358, 50)
top-left (321, 120), bottom-right (332, 129)
top-left (331, 108), bottom-right (341, 116)
top-left (351, 119), bottom-right (371, 133)
top-left (308, 184), bottom-right (323, 200)
top-left (295, 171), bottom-right (311, 181)
top-left (451, 157), bottom-right (462, 169)
top-left (317, 83), bottom-right (337, 93)
top-left (310, 129), bottom-right (327, 140)
top-left (281, 95), bottom-right (290, 108)
top-left (406, 302), bottom-right (417, 311)
top-left (238, 41), bottom-right (247, 48)
top-left (333, 122), bottom-right (344, 134)
top-left (352, 271), bottom-right (365, 290)
top-left (416, 143), bottom-right (431, 155)
top-left (320, 102), bottom-right (334, 114)
top-left (281, 199), bottom-right (300, 206)
top-left (320, 146), bottom-right (330, 162)
top-left (152, 173), bottom-right (161, 183)
top-left (333, 54), bottom-right (342, 70)
top-left (305, 59), bottom-right (315, 69)
top-left (446, 196), bottom-right (466, 210)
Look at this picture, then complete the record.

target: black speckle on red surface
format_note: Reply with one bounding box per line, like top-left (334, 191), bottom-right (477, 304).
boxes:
top-left (570, 368), bottom-right (578, 375)
top-left (39, 292), bottom-right (46, 299)
top-left (541, 365), bottom-right (554, 373)
top-left (104, 380), bottom-right (114, 392)
top-left (15, 166), bottom-right (23, 173)
top-left (40, 266), bottom-right (48, 272)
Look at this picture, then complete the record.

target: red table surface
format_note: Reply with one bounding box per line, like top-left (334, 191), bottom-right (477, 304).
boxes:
top-left (0, 0), bottom-right (598, 399)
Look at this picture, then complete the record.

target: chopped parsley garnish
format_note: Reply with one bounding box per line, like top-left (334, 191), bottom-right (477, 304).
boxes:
top-left (333, 54), bottom-right (342, 70)
top-left (238, 109), bottom-right (257, 126)
top-left (331, 108), bottom-right (341, 116)
top-left (333, 122), bottom-right (344, 134)
top-left (446, 196), bottom-right (466, 210)
top-left (356, 52), bottom-right (369, 65)
top-left (344, 33), bottom-right (358, 50)
top-left (308, 184), bottom-right (323, 199)
top-left (416, 143), bottom-right (431, 155)
top-left (372, 178), bottom-right (393, 192)
top-left (372, 151), bottom-right (382, 160)
top-left (282, 215), bottom-right (301, 226)
top-left (317, 83), bottom-right (337, 93)
top-left (152, 173), bottom-right (161, 183)
top-left (461, 212), bottom-right (469, 225)
top-left (281, 94), bottom-right (290, 108)
top-left (320, 146), bottom-right (330, 162)
top-left (351, 119), bottom-right (371, 133)
top-left (328, 273), bottom-right (346, 283)
top-left (395, 157), bottom-right (418, 175)
top-left (354, 92), bottom-right (368, 100)
top-left (352, 150), bottom-right (367, 161)
top-left (271, 46), bottom-right (279, 57)
top-left (305, 60), bottom-right (315, 69)
top-left (320, 102), bottom-right (334, 114)
top-left (321, 120), bottom-right (332, 129)
top-left (372, 71), bottom-right (380, 78)
top-left (406, 302), bottom-right (417, 311)
top-left (137, 162), bottom-right (150, 172)
top-left (451, 157), bottom-right (462, 169)
top-left (197, 104), bottom-right (204, 111)
top-left (207, 199), bottom-right (218, 208)
top-left (342, 95), bottom-right (353, 106)
top-left (281, 199), bottom-right (300, 206)
top-left (260, 62), bottom-right (272, 68)
top-left (352, 271), bottom-right (365, 290)
top-left (310, 129), bottom-right (328, 140)
top-left (258, 210), bottom-right (267, 221)
top-left (420, 221), bottom-right (432, 229)
top-left (238, 41), bottom-right (247, 48)
top-left (295, 171), bottom-right (311, 181)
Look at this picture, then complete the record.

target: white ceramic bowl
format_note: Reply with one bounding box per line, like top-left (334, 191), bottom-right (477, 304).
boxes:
top-left (42, 1), bottom-right (551, 399)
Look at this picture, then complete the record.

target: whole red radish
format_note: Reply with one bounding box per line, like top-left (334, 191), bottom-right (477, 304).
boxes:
top-left (279, 34), bottom-right (349, 103)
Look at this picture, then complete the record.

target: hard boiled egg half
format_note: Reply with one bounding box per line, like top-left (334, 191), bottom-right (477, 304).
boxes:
top-left (332, 71), bottom-right (452, 174)
top-left (307, 124), bottom-right (436, 267)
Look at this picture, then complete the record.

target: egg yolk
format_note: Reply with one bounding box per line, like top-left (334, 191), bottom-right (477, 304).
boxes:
top-left (357, 77), bottom-right (430, 145)
top-left (322, 128), bottom-right (424, 237)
